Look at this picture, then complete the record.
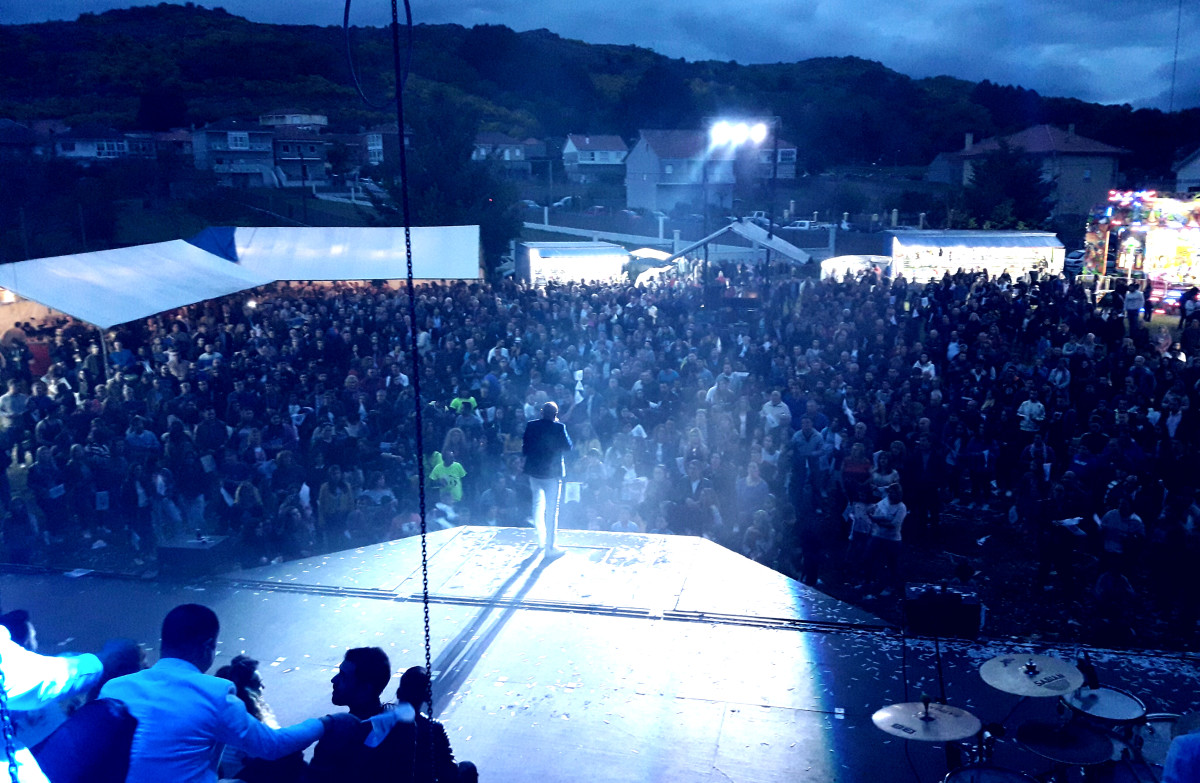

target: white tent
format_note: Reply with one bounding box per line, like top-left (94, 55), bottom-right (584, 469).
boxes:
top-left (0, 240), bottom-right (272, 329)
top-left (233, 226), bottom-right (480, 280)
top-left (821, 255), bottom-right (893, 279)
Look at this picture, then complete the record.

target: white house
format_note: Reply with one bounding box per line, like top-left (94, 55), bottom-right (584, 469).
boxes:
top-left (192, 120), bottom-right (277, 188)
top-left (624, 129), bottom-right (735, 214)
top-left (53, 126), bottom-right (128, 160)
top-left (258, 109), bottom-right (329, 131)
top-left (1174, 147), bottom-right (1200, 195)
top-left (562, 134), bottom-right (628, 183)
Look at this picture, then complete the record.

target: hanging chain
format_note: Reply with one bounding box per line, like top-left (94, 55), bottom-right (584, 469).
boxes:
top-left (0, 666), bottom-right (23, 783)
top-left (388, 0), bottom-right (434, 778)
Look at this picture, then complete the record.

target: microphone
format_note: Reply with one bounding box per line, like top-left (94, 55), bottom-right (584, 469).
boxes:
top-left (1077, 650), bottom-right (1100, 690)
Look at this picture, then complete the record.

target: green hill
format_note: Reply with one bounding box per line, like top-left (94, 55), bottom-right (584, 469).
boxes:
top-left (1, 3), bottom-right (1197, 179)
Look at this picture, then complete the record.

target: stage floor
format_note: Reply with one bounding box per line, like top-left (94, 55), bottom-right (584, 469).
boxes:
top-left (6, 527), bottom-right (1200, 782)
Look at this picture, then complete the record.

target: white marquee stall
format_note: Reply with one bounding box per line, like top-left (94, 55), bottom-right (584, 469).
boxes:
top-left (890, 231), bottom-right (1064, 281)
top-left (0, 240), bottom-right (272, 329)
top-left (232, 226), bottom-right (481, 281)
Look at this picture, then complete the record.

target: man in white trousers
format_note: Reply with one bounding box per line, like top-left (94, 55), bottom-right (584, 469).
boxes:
top-left (522, 401), bottom-right (572, 559)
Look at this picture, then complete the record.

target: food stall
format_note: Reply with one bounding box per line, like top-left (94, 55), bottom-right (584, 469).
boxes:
top-left (889, 231), bottom-right (1064, 281)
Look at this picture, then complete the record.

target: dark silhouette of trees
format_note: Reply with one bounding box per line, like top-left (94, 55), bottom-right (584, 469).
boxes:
top-left (375, 88), bottom-right (519, 266)
top-left (958, 143), bottom-right (1054, 229)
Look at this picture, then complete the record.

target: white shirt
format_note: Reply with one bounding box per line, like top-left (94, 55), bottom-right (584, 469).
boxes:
top-left (1124, 289), bottom-right (1145, 312)
top-left (0, 628), bottom-right (103, 782)
top-left (760, 400), bottom-right (791, 430)
top-left (101, 657), bottom-right (324, 783)
top-left (869, 498), bottom-right (907, 541)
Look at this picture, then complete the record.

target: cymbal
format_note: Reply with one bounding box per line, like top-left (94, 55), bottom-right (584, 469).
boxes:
top-left (980, 654), bottom-right (1083, 697)
top-left (1017, 720), bottom-right (1113, 766)
top-left (872, 701), bottom-right (981, 742)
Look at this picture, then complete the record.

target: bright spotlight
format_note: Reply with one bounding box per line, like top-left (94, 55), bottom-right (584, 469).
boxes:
top-left (247, 299), bottom-right (258, 309)
top-left (710, 121), bottom-right (733, 146)
top-left (731, 123), bottom-right (751, 145)
top-left (750, 123), bottom-right (768, 144)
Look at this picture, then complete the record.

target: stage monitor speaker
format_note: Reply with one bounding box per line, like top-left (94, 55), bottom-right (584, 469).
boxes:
top-left (158, 535), bottom-right (231, 580)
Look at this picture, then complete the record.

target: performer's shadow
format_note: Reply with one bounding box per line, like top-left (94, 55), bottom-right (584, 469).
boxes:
top-left (428, 548), bottom-right (553, 715)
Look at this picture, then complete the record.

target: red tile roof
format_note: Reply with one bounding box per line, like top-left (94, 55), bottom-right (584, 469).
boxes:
top-left (961, 124), bottom-right (1127, 157)
top-left (638, 129), bottom-right (735, 160)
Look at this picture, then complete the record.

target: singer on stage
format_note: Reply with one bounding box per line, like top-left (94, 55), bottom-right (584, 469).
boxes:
top-left (522, 401), bottom-right (572, 559)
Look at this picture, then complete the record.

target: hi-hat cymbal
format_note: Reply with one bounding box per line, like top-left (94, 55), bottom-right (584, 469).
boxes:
top-left (872, 701), bottom-right (982, 742)
top-left (980, 654), bottom-right (1083, 697)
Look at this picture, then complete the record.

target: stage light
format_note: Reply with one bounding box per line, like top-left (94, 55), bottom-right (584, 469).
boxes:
top-left (750, 123), bottom-right (768, 144)
top-left (710, 121), bottom-right (733, 146)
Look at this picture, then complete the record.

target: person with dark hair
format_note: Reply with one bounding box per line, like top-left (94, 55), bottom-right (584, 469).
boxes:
top-left (396, 666), bottom-right (459, 783)
top-left (0, 609), bottom-right (34, 651)
top-left (306, 647), bottom-right (416, 782)
top-left (100, 603), bottom-right (356, 783)
top-left (214, 655), bottom-right (304, 783)
top-left (522, 400), bottom-right (572, 559)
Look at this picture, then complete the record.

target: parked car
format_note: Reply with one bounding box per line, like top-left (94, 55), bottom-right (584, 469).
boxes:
top-left (552, 196), bottom-right (580, 209)
top-left (519, 199), bottom-right (542, 209)
top-left (584, 205), bottom-right (610, 216)
top-left (784, 220), bottom-right (833, 230)
top-left (619, 209), bottom-right (641, 219)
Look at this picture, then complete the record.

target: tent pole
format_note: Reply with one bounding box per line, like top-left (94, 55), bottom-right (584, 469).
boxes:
top-left (98, 326), bottom-right (111, 384)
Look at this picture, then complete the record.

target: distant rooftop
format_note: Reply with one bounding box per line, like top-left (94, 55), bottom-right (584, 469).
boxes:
top-left (637, 129), bottom-right (735, 160)
top-left (960, 124), bottom-right (1128, 157)
top-left (567, 134), bottom-right (628, 152)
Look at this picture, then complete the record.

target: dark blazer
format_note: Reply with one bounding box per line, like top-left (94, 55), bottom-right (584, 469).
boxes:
top-left (522, 418), bottom-right (572, 479)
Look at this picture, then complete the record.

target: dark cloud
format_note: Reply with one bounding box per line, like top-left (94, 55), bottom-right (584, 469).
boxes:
top-left (5, 0), bottom-right (1199, 109)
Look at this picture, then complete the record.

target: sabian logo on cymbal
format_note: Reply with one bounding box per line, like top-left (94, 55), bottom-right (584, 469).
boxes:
top-left (1034, 673), bottom-right (1065, 688)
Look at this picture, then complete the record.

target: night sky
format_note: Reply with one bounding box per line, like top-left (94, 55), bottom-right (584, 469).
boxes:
top-left (4, 0), bottom-right (1198, 111)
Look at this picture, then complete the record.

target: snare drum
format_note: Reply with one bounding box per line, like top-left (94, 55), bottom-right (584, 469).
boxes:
top-left (1061, 686), bottom-right (1147, 725)
top-left (943, 764), bottom-right (1037, 783)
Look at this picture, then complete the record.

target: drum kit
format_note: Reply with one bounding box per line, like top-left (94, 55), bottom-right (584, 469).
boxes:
top-left (873, 652), bottom-right (1200, 781)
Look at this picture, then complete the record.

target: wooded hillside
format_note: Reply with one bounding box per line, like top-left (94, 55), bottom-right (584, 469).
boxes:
top-left (1, 3), bottom-right (1197, 181)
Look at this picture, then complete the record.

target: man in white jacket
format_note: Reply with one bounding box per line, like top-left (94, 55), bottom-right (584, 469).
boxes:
top-left (101, 604), bottom-right (357, 783)
top-left (0, 624), bottom-right (134, 782)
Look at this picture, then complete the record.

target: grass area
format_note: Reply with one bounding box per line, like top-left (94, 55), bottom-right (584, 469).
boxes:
top-left (114, 200), bottom-right (209, 245)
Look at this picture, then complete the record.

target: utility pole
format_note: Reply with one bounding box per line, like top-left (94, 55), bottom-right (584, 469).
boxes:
top-left (301, 152), bottom-right (309, 225)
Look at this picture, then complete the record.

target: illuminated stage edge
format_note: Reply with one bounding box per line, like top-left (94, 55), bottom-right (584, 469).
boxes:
top-left (6, 527), bottom-right (1200, 783)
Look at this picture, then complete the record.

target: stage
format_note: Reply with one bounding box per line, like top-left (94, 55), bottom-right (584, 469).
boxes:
top-left (5, 526), bottom-right (1200, 782)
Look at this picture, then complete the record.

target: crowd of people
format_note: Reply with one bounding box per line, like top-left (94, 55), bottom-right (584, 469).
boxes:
top-left (1, 263), bottom-right (1199, 641)
top-left (1, 602), bottom-right (469, 782)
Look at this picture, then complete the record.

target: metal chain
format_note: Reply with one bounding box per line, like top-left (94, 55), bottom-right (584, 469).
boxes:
top-left (0, 666), bottom-right (23, 783)
top-left (388, 0), bottom-right (435, 778)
